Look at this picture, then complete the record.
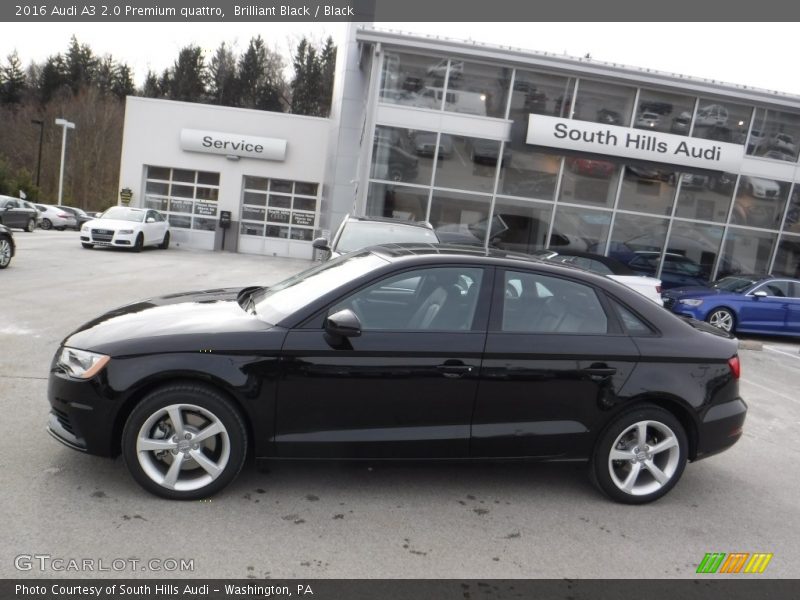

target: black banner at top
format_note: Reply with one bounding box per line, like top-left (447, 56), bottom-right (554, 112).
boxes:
top-left (3, 0), bottom-right (800, 22)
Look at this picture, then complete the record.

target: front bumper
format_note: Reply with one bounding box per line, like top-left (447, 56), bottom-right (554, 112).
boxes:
top-left (695, 397), bottom-right (747, 460)
top-left (81, 229), bottom-right (135, 247)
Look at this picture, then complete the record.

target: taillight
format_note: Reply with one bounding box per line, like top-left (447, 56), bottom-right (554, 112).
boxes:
top-left (57, 212), bottom-right (69, 218)
top-left (728, 355), bottom-right (740, 379)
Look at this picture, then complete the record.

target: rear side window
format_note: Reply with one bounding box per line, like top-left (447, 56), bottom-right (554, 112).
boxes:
top-left (611, 301), bottom-right (654, 335)
top-left (501, 270), bottom-right (608, 334)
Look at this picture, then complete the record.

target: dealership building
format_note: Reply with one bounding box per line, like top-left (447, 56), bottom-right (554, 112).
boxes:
top-left (119, 24), bottom-right (800, 281)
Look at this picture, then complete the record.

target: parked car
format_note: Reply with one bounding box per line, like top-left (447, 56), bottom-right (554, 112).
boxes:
top-left (21, 200), bottom-right (43, 227)
top-left (747, 129), bottom-right (767, 154)
top-left (538, 250), bottom-right (663, 305)
top-left (57, 205), bottom-right (93, 230)
top-left (596, 108), bottom-right (623, 125)
top-left (635, 112), bottom-right (661, 128)
top-left (412, 132), bottom-right (453, 158)
top-left (768, 132), bottom-right (797, 156)
top-left (0, 195), bottom-right (38, 232)
top-left (0, 223), bottom-right (15, 269)
top-left (627, 251), bottom-right (709, 289)
top-left (740, 176), bottom-right (781, 199)
top-left (34, 204), bottom-right (77, 231)
top-left (80, 206), bottom-right (170, 251)
top-left (565, 157), bottom-right (616, 178)
top-left (639, 100), bottom-right (673, 115)
top-left (47, 244), bottom-right (746, 502)
top-left (695, 104), bottom-right (728, 127)
top-left (312, 215), bottom-right (439, 259)
top-left (663, 275), bottom-right (800, 336)
top-left (468, 138), bottom-right (511, 166)
top-left (670, 113), bottom-right (692, 135)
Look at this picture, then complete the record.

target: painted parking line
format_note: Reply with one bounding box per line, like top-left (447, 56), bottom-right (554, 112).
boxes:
top-left (740, 377), bottom-right (799, 404)
top-left (763, 345), bottom-right (800, 361)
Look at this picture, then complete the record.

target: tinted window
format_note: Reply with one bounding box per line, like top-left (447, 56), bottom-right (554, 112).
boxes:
top-left (501, 271), bottom-right (608, 334)
top-left (330, 267), bottom-right (484, 331)
top-left (753, 281), bottom-right (791, 297)
top-left (612, 302), bottom-right (653, 335)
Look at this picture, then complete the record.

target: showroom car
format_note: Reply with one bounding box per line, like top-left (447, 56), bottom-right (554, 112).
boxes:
top-left (662, 275), bottom-right (800, 336)
top-left (80, 206), bottom-right (170, 251)
top-left (34, 204), bottom-right (77, 231)
top-left (0, 223), bottom-right (15, 269)
top-left (312, 215), bottom-right (439, 259)
top-left (0, 195), bottom-right (38, 232)
top-left (47, 245), bottom-right (746, 503)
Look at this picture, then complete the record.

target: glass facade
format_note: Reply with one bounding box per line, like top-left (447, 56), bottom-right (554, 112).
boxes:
top-left (239, 177), bottom-right (319, 242)
top-left (371, 49), bottom-right (800, 282)
top-left (144, 166), bottom-right (220, 231)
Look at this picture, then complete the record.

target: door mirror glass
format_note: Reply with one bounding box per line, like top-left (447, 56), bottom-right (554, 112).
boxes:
top-left (312, 237), bottom-right (330, 251)
top-left (325, 309), bottom-right (362, 338)
top-left (752, 290), bottom-right (768, 298)
top-left (146, 217), bottom-right (156, 223)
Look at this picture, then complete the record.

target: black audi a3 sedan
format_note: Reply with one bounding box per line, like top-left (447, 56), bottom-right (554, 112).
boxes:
top-left (47, 245), bottom-right (746, 503)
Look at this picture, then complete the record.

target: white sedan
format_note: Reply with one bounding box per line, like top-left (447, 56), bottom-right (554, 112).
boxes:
top-left (80, 206), bottom-right (170, 251)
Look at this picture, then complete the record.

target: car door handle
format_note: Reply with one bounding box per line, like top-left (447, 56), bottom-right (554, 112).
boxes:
top-left (582, 364), bottom-right (617, 379)
top-left (437, 362), bottom-right (474, 377)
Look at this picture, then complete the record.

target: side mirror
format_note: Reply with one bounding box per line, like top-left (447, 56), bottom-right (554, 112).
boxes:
top-left (325, 309), bottom-right (362, 338)
top-left (753, 290), bottom-right (768, 298)
top-left (146, 217), bottom-right (155, 223)
top-left (312, 237), bottom-right (330, 252)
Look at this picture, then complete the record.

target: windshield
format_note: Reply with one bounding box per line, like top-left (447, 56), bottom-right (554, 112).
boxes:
top-left (102, 207), bottom-right (145, 222)
top-left (712, 276), bottom-right (758, 293)
top-left (336, 221), bottom-right (438, 253)
top-left (252, 251), bottom-right (387, 324)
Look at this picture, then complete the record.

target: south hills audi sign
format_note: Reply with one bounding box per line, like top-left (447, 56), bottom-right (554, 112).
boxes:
top-left (526, 114), bottom-right (745, 172)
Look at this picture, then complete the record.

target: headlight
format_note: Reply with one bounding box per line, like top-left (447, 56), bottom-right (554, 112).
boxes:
top-left (118, 229), bottom-right (134, 234)
top-left (80, 225), bottom-right (88, 232)
top-left (58, 347), bottom-right (110, 379)
top-left (678, 299), bottom-right (704, 307)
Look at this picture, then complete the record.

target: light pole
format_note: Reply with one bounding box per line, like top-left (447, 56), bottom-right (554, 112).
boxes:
top-left (54, 118), bottom-right (75, 205)
top-left (31, 119), bottom-right (44, 188)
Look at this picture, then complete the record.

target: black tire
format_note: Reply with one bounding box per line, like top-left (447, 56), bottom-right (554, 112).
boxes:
top-left (133, 233), bottom-right (144, 252)
top-left (81, 243), bottom-right (94, 249)
top-left (41, 218), bottom-right (52, 230)
top-left (592, 404), bottom-right (687, 504)
top-left (706, 307), bottom-right (736, 333)
top-left (25, 218), bottom-right (35, 232)
top-left (0, 236), bottom-right (12, 269)
top-left (158, 231), bottom-right (170, 250)
top-left (56, 227), bottom-right (65, 231)
top-left (121, 383), bottom-right (248, 500)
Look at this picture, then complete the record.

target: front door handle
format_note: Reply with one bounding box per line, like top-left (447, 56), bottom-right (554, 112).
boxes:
top-left (583, 363), bottom-right (617, 379)
top-left (437, 361), bottom-right (474, 377)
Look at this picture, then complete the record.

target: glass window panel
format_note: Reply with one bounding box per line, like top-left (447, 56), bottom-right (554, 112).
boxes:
top-left (291, 213), bottom-right (316, 227)
top-left (269, 195), bottom-right (291, 209)
top-left (171, 184), bottom-right (194, 198)
top-left (617, 164), bottom-right (678, 216)
top-left (145, 181), bottom-right (169, 195)
top-left (635, 89), bottom-right (695, 135)
top-left (784, 187), bottom-right (800, 234)
top-left (559, 156), bottom-right (622, 208)
top-left (718, 228), bottom-right (776, 278)
top-left (550, 205), bottom-right (611, 253)
top-left (607, 214), bottom-right (669, 277)
top-left (293, 197), bottom-right (316, 212)
top-left (429, 190), bottom-right (492, 246)
top-left (664, 221), bottom-right (724, 283)
top-left (772, 235), bottom-right (800, 278)
top-left (242, 206), bottom-right (266, 221)
top-left (366, 182), bottom-right (429, 221)
top-left (241, 222), bottom-right (265, 236)
top-left (294, 182), bottom-right (318, 196)
top-left (731, 177), bottom-right (790, 229)
top-left (434, 135), bottom-right (500, 193)
top-left (144, 196), bottom-right (168, 211)
top-left (747, 107), bottom-right (800, 161)
top-left (172, 169), bottom-right (195, 183)
top-left (195, 187), bottom-right (219, 201)
top-left (146, 166), bottom-right (171, 180)
top-left (192, 217), bottom-right (217, 231)
top-left (267, 209), bottom-right (291, 224)
top-left (498, 150), bottom-right (561, 200)
top-left (197, 171), bottom-right (220, 186)
top-left (370, 125), bottom-right (430, 185)
top-left (243, 191), bottom-right (267, 206)
top-left (270, 180), bottom-right (293, 193)
top-left (573, 79), bottom-right (636, 127)
top-left (290, 228), bottom-right (314, 241)
top-left (169, 199), bottom-right (193, 214)
top-left (692, 99), bottom-right (752, 146)
top-left (244, 176), bottom-right (269, 191)
top-left (489, 198), bottom-right (552, 254)
top-left (511, 69), bottom-right (576, 118)
top-left (444, 60), bottom-right (511, 118)
top-left (168, 214), bottom-right (191, 229)
top-left (674, 171), bottom-right (736, 223)
top-left (266, 225), bottom-right (290, 239)
top-left (380, 51), bottom-right (449, 108)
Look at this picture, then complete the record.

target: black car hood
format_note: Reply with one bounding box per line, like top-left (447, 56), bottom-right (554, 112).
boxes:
top-left (64, 288), bottom-right (283, 356)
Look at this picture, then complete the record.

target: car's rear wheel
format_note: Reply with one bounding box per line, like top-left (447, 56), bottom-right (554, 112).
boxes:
top-left (158, 231), bottom-right (170, 250)
top-left (0, 237), bottom-right (12, 268)
top-left (81, 243), bottom-right (94, 249)
top-left (592, 404), bottom-right (687, 504)
top-left (121, 383), bottom-right (248, 500)
top-left (25, 218), bottom-right (35, 232)
top-left (706, 308), bottom-right (735, 333)
top-left (133, 233), bottom-right (144, 252)
top-left (41, 218), bottom-right (52, 230)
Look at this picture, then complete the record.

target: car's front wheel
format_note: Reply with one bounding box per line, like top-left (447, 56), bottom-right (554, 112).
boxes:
top-left (158, 231), bottom-right (170, 250)
top-left (706, 308), bottom-right (735, 333)
top-left (121, 383), bottom-right (248, 500)
top-left (40, 218), bottom-right (52, 230)
top-left (133, 233), bottom-right (144, 252)
top-left (592, 404), bottom-right (687, 504)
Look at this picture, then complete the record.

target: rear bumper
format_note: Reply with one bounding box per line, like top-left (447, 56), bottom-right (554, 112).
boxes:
top-left (695, 397), bottom-right (747, 460)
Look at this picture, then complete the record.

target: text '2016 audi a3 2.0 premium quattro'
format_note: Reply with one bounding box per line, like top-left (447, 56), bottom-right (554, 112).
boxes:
top-left (47, 245), bottom-right (746, 503)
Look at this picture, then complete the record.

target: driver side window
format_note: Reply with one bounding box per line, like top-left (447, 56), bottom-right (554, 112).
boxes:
top-left (329, 267), bottom-right (484, 331)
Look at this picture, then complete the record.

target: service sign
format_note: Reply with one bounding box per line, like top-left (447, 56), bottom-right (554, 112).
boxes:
top-left (526, 114), bottom-right (745, 172)
top-left (180, 129), bottom-right (287, 161)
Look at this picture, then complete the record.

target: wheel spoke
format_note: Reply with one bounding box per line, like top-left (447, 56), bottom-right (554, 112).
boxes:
top-left (167, 406), bottom-right (185, 436)
top-left (138, 438), bottom-right (178, 452)
top-left (162, 453), bottom-right (185, 489)
top-left (622, 462), bottom-right (642, 493)
top-left (193, 421), bottom-right (224, 444)
top-left (644, 459), bottom-right (669, 484)
top-left (609, 448), bottom-right (633, 461)
top-left (189, 449), bottom-right (223, 479)
top-left (649, 436), bottom-right (677, 455)
top-left (636, 422), bottom-right (648, 447)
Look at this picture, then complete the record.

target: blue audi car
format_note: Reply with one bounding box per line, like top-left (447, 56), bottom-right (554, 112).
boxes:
top-left (663, 275), bottom-right (800, 336)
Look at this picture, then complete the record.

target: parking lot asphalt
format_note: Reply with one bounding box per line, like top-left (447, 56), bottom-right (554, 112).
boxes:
top-left (1, 230), bottom-right (799, 579)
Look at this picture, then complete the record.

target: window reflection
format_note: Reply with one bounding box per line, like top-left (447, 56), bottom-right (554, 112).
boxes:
top-left (691, 98), bottom-right (751, 146)
top-left (559, 156), bottom-right (622, 208)
top-left (366, 183), bottom-right (429, 222)
top-left (772, 235), bottom-right (800, 278)
top-left (665, 221), bottom-right (724, 282)
top-left (445, 60), bottom-right (511, 118)
top-left (550, 205), bottom-right (611, 253)
top-left (617, 163), bottom-right (678, 216)
top-left (511, 69), bottom-right (576, 118)
top-left (573, 79), bottom-right (636, 127)
top-left (731, 177), bottom-right (790, 229)
top-left (429, 191), bottom-right (492, 246)
top-left (433, 135), bottom-right (502, 194)
top-left (784, 187), bottom-right (800, 234)
top-left (370, 125), bottom-right (428, 185)
top-left (380, 52), bottom-right (448, 109)
top-left (674, 171), bottom-right (736, 223)
top-left (747, 107), bottom-right (800, 162)
top-left (635, 89), bottom-right (695, 136)
top-left (487, 198), bottom-right (552, 254)
top-left (718, 228), bottom-right (776, 278)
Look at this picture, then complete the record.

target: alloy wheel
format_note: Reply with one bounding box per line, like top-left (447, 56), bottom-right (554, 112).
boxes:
top-left (607, 419), bottom-right (681, 497)
top-left (0, 239), bottom-right (11, 267)
top-left (708, 309), bottom-right (734, 332)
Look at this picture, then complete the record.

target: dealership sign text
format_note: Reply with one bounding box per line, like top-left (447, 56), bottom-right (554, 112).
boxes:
top-left (180, 129), bottom-right (287, 161)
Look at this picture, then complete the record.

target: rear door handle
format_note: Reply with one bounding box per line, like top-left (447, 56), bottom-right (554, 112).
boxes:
top-left (583, 364), bottom-right (617, 379)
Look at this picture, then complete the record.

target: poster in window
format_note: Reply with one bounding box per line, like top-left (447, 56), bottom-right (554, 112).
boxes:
top-left (194, 202), bottom-right (218, 217)
top-left (169, 199), bottom-right (193, 213)
top-left (291, 212), bottom-right (316, 227)
top-left (267, 209), bottom-right (290, 223)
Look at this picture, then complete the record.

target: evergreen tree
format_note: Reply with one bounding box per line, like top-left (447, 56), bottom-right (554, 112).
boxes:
top-left (1, 51), bottom-right (27, 105)
top-left (112, 63), bottom-right (135, 100)
top-left (65, 35), bottom-right (97, 94)
top-left (141, 70), bottom-right (160, 98)
top-left (209, 42), bottom-right (239, 106)
top-left (94, 55), bottom-right (115, 96)
top-left (319, 36), bottom-right (337, 117)
top-left (38, 54), bottom-right (68, 104)
top-left (158, 68), bottom-right (173, 98)
top-left (169, 45), bottom-right (207, 102)
top-left (237, 36), bottom-right (285, 111)
top-left (290, 36), bottom-right (336, 117)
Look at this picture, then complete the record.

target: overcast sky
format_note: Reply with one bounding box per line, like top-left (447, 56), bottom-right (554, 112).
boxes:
top-left (1, 22), bottom-right (799, 97)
